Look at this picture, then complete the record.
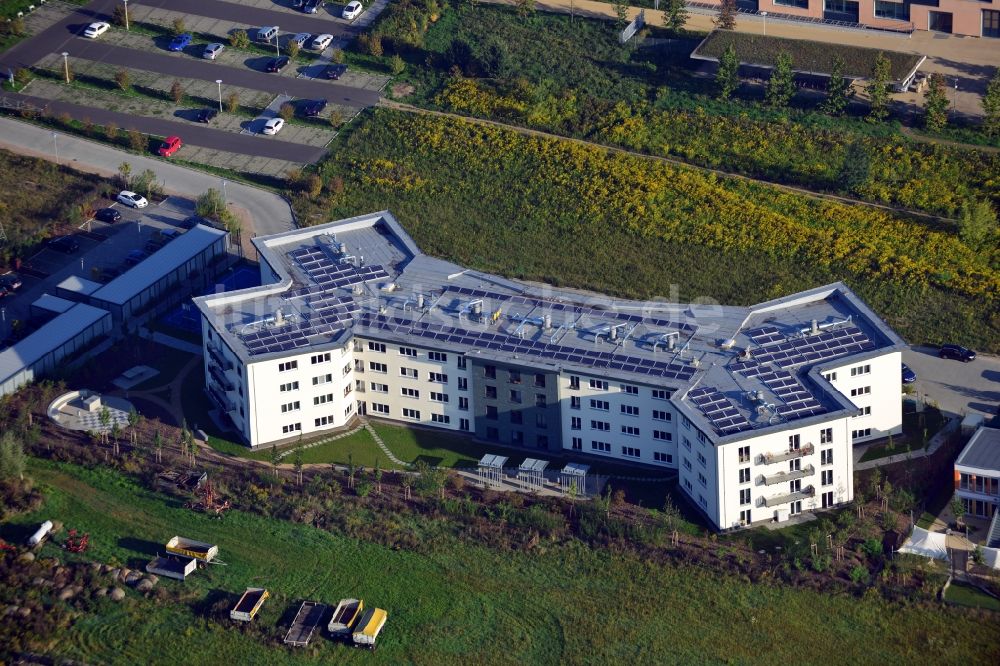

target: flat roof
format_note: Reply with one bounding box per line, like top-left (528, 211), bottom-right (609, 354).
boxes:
top-left (519, 458), bottom-right (549, 472)
top-left (57, 275), bottom-right (102, 296)
top-left (31, 293), bottom-right (76, 314)
top-left (91, 224), bottom-right (227, 306)
top-left (194, 211), bottom-right (906, 444)
top-left (0, 303), bottom-right (111, 382)
top-left (956, 427), bottom-right (1000, 473)
top-left (479, 454), bottom-right (508, 468)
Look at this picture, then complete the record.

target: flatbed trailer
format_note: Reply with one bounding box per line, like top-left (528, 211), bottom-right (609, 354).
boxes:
top-left (165, 536), bottom-right (218, 563)
top-left (231, 587), bottom-right (269, 622)
top-left (146, 555), bottom-right (197, 581)
top-left (352, 607), bottom-right (387, 649)
top-left (283, 601), bottom-right (328, 647)
top-left (328, 598), bottom-right (363, 638)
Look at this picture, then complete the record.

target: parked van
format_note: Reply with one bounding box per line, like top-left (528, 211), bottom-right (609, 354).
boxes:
top-left (256, 26), bottom-right (278, 43)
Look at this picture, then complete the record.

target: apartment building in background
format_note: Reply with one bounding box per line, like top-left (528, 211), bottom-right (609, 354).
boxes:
top-left (193, 212), bottom-right (907, 530)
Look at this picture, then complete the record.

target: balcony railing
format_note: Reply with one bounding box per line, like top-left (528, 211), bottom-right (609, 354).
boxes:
top-left (207, 344), bottom-right (233, 371)
top-left (762, 485), bottom-right (815, 508)
top-left (761, 465), bottom-right (814, 487)
top-left (208, 384), bottom-right (234, 413)
top-left (208, 364), bottom-right (234, 392)
top-left (758, 443), bottom-right (814, 465)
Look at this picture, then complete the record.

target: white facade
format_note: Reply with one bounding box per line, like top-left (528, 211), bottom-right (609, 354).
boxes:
top-left (821, 351), bottom-right (903, 444)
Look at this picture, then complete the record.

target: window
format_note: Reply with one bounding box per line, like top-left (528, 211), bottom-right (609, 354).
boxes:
top-left (459, 418), bottom-right (470, 431)
top-left (698, 473), bottom-right (707, 487)
top-left (369, 361), bottom-right (387, 373)
top-left (653, 452), bottom-right (672, 463)
top-left (534, 373), bottom-right (546, 388)
top-left (571, 417), bottom-right (582, 430)
top-left (789, 458), bottom-right (801, 472)
top-left (485, 365), bottom-right (496, 379)
top-left (852, 428), bottom-right (872, 439)
top-left (458, 397), bottom-right (469, 411)
top-left (310, 352), bottom-right (331, 365)
top-left (739, 509), bottom-right (752, 525)
top-left (622, 425), bottom-right (640, 437)
top-left (312, 374), bottom-right (332, 386)
top-left (371, 402), bottom-right (389, 414)
top-left (535, 413), bottom-right (547, 429)
top-left (740, 488), bottom-right (751, 505)
top-left (431, 413), bottom-right (451, 424)
top-left (344, 404), bottom-right (353, 417)
top-left (682, 416), bottom-right (692, 430)
top-left (788, 434), bottom-right (800, 449)
top-left (571, 396), bottom-right (581, 410)
top-left (278, 360), bottom-right (298, 372)
top-left (774, 0), bottom-right (808, 7)
top-left (536, 435), bottom-right (549, 449)
top-left (429, 351), bottom-right (447, 362)
top-left (511, 411), bottom-right (523, 425)
top-left (400, 367), bottom-right (418, 379)
top-left (429, 372), bottom-right (448, 383)
top-left (696, 431), bottom-right (708, 445)
top-left (790, 479), bottom-right (801, 493)
top-left (697, 451), bottom-right (706, 467)
top-left (367, 341), bottom-right (386, 352)
top-left (486, 405), bottom-right (498, 420)
top-left (399, 346), bottom-right (417, 357)
top-left (652, 409), bottom-right (672, 421)
top-left (622, 446), bottom-right (641, 458)
top-left (511, 430), bottom-right (524, 445)
top-left (738, 445), bottom-right (750, 464)
top-left (485, 385), bottom-right (497, 399)
top-left (850, 364), bottom-right (871, 377)
top-left (652, 389), bottom-right (671, 401)
top-left (684, 479), bottom-right (693, 492)
top-left (430, 391), bottom-right (448, 403)
top-left (821, 449), bottom-right (833, 465)
top-left (822, 470), bottom-right (833, 486)
top-left (986, 9), bottom-right (1000, 39)
top-left (739, 467), bottom-right (750, 484)
top-left (343, 383), bottom-right (353, 397)
top-left (622, 384), bottom-right (638, 395)
top-left (820, 427), bottom-right (833, 444)
top-left (591, 440), bottom-right (611, 452)
top-left (590, 399), bottom-right (609, 411)
top-left (314, 394), bottom-right (334, 405)
top-left (282, 422), bottom-right (301, 434)
top-left (572, 437), bottom-right (583, 450)
top-left (621, 405), bottom-right (639, 417)
top-left (535, 394), bottom-right (547, 408)
top-left (370, 382), bottom-right (388, 393)
top-left (457, 357), bottom-right (467, 370)
top-left (682, 437), bottom-right (692, 451)
top-left (509, 370), bottom-right (521, 384)
top-left (569, 376), bottom-right (580, 390)
top-left (509, 389), bottom-right (523, 404)
top-left (874, 0), bottom-right (909, 21)
top-left (850, 386), bottom-right (871, 397)
top-left (790, 500), bottom-right (802, 516)
top-left (315, 415), bottom-right (335, 427)
top-left (683, 458), bottom-right (692, 471)
top-left (402, 408), bottom-right (420, 420)
top-left (823, 371), bottom-right (838, 382)
top-left (591, 420), bottom-right (610, 431)
top-left (401, 387), bottom-right (419, 398)
top-left (281, 401), bottom-right (300, 413)
top-left (458, 378), bottom-right (468, 391)
top-left (343, 363), bottom-right (352, 377)
top-left (589, 379), bottom-right (608, 391)
top-left (279, 381), bottom-right (299, 392)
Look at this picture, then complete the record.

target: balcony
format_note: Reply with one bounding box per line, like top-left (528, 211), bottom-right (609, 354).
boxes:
top-left (762, 485), bottom-right (815, 508)
top-left (761, 465), bottom-right (814, 487)
top-left (758, 443), bottom-right (814, 465)
top-left (208, 384), bottom-right (234, 413)
top-left (207, 344), bottom-right (233, 371)
top-left (208, 364), bottom-right (234, 392)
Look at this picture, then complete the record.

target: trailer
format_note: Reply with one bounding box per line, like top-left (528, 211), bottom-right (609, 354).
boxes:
top-left (230, 587), bottom-right (269, 622)
top-left (146, 555), bottom-right (197, 581)
top-left (165, 536), bottom-right (218, 563)
top-left (327, 598), bottom-right (363, 638)
top-left (283, 601), bottom-right (328, 647)
top-left (28, 520), bottom-right (53, 547)
top-left (351, 607), bottom-right (387, 649)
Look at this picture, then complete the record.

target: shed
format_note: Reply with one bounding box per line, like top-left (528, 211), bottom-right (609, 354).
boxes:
top-left (961, 413), bottom-right (986, 436)
top-left (30, 293), bottom-right (75, 317)
top-left (517, 458), bottom-right (549, 492)
top-left (477, 454), bottom-right (508, 489)
top-left (560, 463), bottom-right (591, 498)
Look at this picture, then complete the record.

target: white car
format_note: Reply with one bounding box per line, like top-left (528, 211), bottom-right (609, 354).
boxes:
top-left (117, 190), bottom-right (148, 208)
top-left (262, 118), bottom-right (284, 135)
top-left (342, 1), bottom-right (363, 20)
top-left (290, 32), bottom-right (311, 49)
top-left (83, 22), bottom-right (110, 39)
top-left (311, 33), bottom-right (333, 50)
top-left (203, 43), bottom-right (225, 60)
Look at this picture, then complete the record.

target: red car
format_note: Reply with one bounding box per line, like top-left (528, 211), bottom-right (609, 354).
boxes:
top-left (158, 136), bottom-right (183, 157)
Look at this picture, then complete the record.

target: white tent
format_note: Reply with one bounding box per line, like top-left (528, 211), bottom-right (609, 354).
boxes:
top-left (982, 547), bottom-right (1000, 570)
top-left (898, 526), bottom-right (949, 561)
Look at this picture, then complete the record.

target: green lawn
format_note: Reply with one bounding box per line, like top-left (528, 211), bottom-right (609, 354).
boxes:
top-left (3, 460), bottom-right (998, 664)
top-left (296, 428), bottom-right (401, 469)
top-left (944, 582), bottom-right (1000, 612)
top-left (859, 439), bottom-right (916, 463)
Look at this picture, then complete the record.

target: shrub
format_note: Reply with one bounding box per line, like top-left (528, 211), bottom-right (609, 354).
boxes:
top-left (390, 54), bottom-right (405, 76)
top-left (114, 68), bottom-right (130, 91)
top-left (105, 124), bottom-right (119, 141)
top-left (171, 18), bottom-right (186, 36)
top-left (331, 48), bottom-right (345, 64)
top-left (278, 102), bottom-right (295, 121)
top-left (225, 92), bottom-right (239, 113)
top-left (287, 41), bottom-right (301, 60)
top-left (169, 80), bottom-right (183, 104)
top-left (229, 29), bottom-right (250, 50)
top-left (127, 129), bottom-right (147, 152)
top-left (368, 33), bottom-right (384, 57)
top-left (111, 4), bottom-right (127, 27)
top-left (850, 565), bottom-right (869, 585)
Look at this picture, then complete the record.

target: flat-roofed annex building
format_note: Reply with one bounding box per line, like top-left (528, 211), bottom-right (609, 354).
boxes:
top-left (194, 212), bottom-right (907, 530)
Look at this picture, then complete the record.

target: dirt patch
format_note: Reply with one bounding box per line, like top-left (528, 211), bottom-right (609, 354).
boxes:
top-left (390, 83), bottom-right (415, 99)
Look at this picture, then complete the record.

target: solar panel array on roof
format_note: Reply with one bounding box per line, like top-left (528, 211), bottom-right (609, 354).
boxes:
top-left (291, 245), bottom-right (389, 292)
top-left (446, 287), bottom-right (696, 334)
top-left (687, 386), bottom-right (754, 435)
top-left (357, 313), bottom-right (696, 381)
top-left (241, 300), bottom-right (360, 355)
top-left (734, 362), bottom-right (826, 420)
top-left (750, 325), bottom-right (874, 368)
top-left (746, 325), bottom-right (784, 345)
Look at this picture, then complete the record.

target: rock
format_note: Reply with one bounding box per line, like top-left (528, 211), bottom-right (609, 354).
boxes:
top-left (108, 568), bottom-right (121, 581)
top-left (101, 564), bottom-right (113, 574)
top-left (5, 605), bottom-right (17, 616)
top-left (32, 577), bottom-right (46, 587)
top-left (17, 606), bottom-right (31, 617)
top-left (19, 552), bottom-right (35, 563)
top-left (90, 562), bottom-right (102, 572)
top-left (135, 579), bottom-right (154, 593)
top-left (94, 587), bottom-right (107, 597)
top-left (57, 587), bottom-right (76, 601)
top-left (109, 587), bottom-right (126, 601)
top-left (143, 574), bottom-right (159, 585)
top-left (124, 570), bottom-right (143, 586)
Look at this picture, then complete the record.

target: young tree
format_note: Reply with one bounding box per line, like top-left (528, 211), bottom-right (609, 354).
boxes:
top-left (715, 44), bottom-right (739, 100)
top-left (347, 452), bottom-right (356, 489)
top-left (171, 18), bottom-right (186, 36)
top-left (111, 4), bottom-right (127, 27)
top-left (766, 52), bottom-right (796, 108)
top-left (293, 447), bottom-right (303, 486)
top-left (117, 161), bottom-right (132, 189)
top-left (515, 0), bottom-right (535, 19)
top-left (287, 41), bottom-right (301, 61)
top-left (821, 55), bottom-right (850, 116)
top-left (612, 0), bottom-right (629, 31)
top-left (389, 54), bottom-right (405, 76)
top-left (958, 198), bottom-right (998, 252)
top-left (170, 79), bottom-right (184, 104)
top-left (950, 495), bottom-right (965, 526)
top-left (984, 67), bottom-right (1000, 138)
top-left (153, 429), bottom-right (163, 463)
top-left (225, 92), bottom-right (240, 113)
top-left (923, 72), bottom-right (949, 132)
top-left (127, 407), bottom-right (140, 447)
top-left (715, 0), bottom-right (737, 30)
top-left (374, 456), bottom-right (383, 495)
top-left (114, 68), bottom-right (131, 91)
top-left (663, 0), bottom-right (689, 34)
top-left (278, 102), bottom-right (296, 121)
top-left (127, 129), bottom-right (147, 152)
top-left (230, 29), bottom-right (250, 50)
top-left (270, 444), bottom-right (280, 478)
top-left (0, 432), bottom-right (26, 481)
top-left (866, 52), bottom-right (891, 123)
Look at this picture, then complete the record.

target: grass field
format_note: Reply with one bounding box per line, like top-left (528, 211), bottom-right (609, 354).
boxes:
top-left (3, 460), bottom-right (998, 664)
top-left (944, 582), bottom-right (1000, 612)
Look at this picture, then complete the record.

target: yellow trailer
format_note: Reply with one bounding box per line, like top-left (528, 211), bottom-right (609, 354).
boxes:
top-left (165, 536), bottom-right (218, 563)
top-left (351, 607), bottom-right (387, 649)
top-left (231, 588), bottom-right (269, 622)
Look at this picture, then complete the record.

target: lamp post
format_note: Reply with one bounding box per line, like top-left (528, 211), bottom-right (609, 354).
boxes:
top-left (123, 0), bottom-right (129, 30)
top-left (52, 132), bottom-right (59, 165)
top-left (274, 27), bottom-right (280, 57)
top-left (221, 178), bottom-right (228, 204)
top-left (215, 79), bottom-right (223, 112)
top-left (61, 51), bottom-right (69, 82)
top-left (761, 11), bottom-right (768, 36)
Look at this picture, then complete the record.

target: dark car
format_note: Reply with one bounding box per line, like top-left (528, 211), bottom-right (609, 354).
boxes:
top-left (266, 56), bottom-right (290, 73)
top-left (303, 98), bottom-right (327, 117)
top-left (939, 344), bottom-right (976, 362)
top-left (181, 215), bottom-right (208, 229)
top-left (195, 108), bottom-right (219, 124)
top-left (95, 207), bottom-right (122, 224)
top-left (48, 236), bottom-right (80, 254)
top-left (125, 249), bottom-right (150, 267)
top-left (325, 63), bottom-right (347, 80)
top-left (0, 273), bottom-right (22, 291)
top-left (901, 363), bottom-right (916, 384)
top-left (303, 0), bottom-right (324, 13)
top-left (168, 33), bottom-right (193, 52)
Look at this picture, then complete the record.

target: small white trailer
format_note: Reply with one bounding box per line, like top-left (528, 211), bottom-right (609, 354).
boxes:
top-left (27, 520), bottom-right (53, 547)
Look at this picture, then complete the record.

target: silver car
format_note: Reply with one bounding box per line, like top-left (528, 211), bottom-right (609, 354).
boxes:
top-left (203, 43), bottom-right (225, 60)
top-left (290, 32), bottom-right (311, 49)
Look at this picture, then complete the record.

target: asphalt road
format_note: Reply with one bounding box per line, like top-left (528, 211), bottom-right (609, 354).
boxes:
top-left (0, 116), bottom-right (297, 237)
top-left (902, 346), bottom-right (1000, 418)
top-left (136, 0), bottom-right (356, 38)
top-left (8, 93), bottom-right (326, 161)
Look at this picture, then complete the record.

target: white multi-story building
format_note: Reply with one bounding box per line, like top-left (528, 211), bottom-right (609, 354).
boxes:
top-left (194, 212), bottom-right (906, 530)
